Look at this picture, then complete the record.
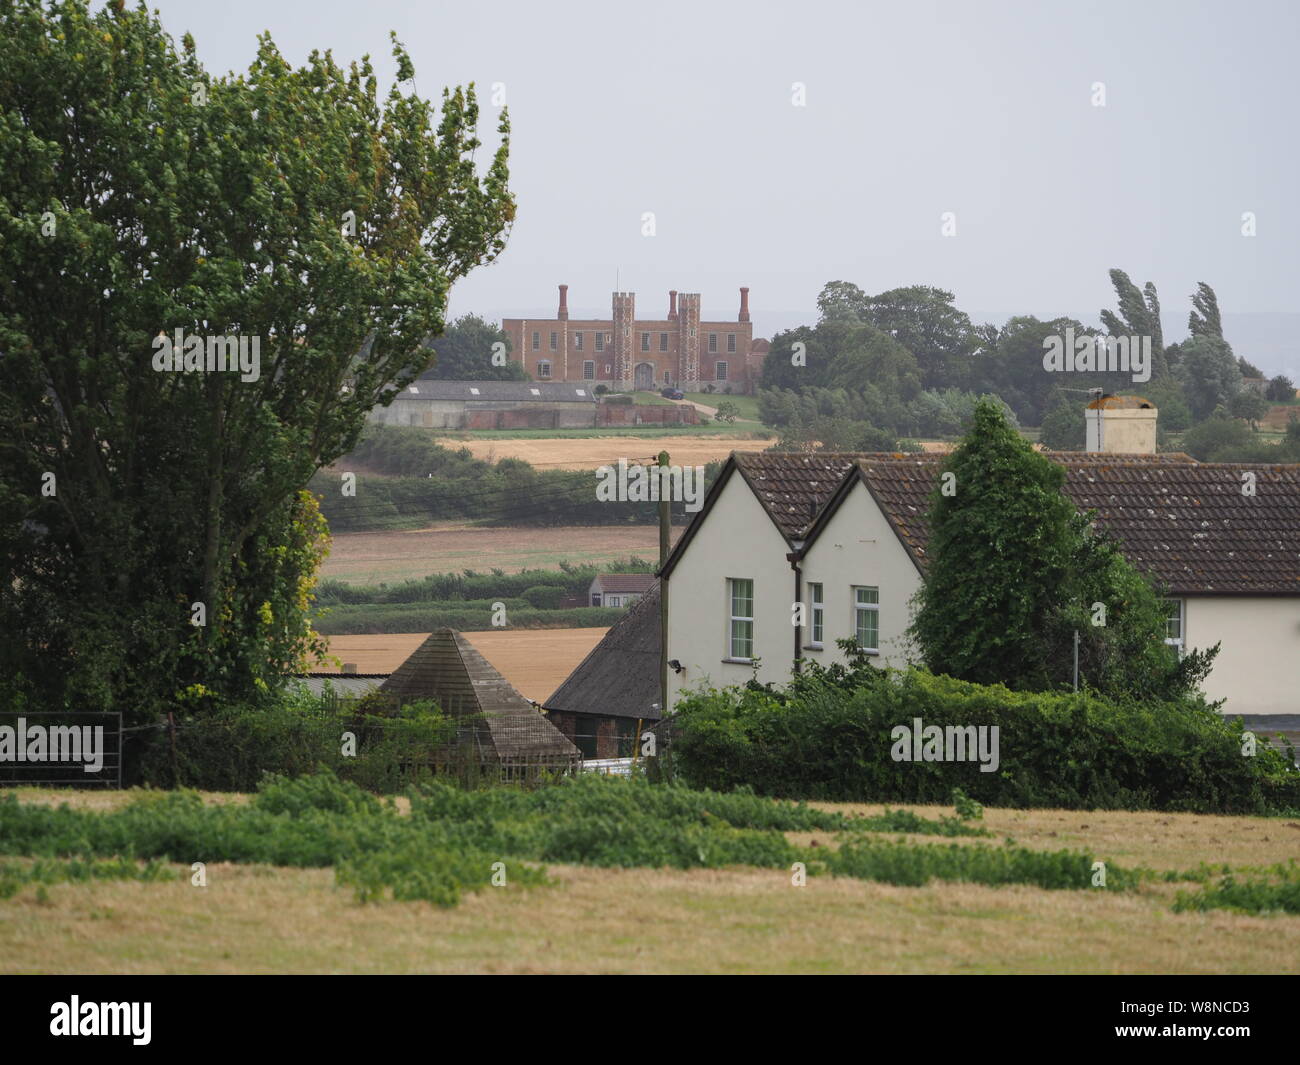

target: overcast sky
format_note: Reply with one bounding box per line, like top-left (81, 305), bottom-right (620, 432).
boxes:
top-left (148, 0), bottom-right (1297, 339)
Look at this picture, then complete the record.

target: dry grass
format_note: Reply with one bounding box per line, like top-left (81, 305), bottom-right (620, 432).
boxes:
top-left (3, 792), bottom-right (1298, 973)
top-left (321, 522), bottom-right (671, 585)
top-left (449, 435), bottom-right (767, 471)
top-left (319, 626), bottom-right (608, 701)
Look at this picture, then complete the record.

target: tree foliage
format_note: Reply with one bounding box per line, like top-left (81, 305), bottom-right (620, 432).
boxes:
top-left (0, 1), bottom-right (514, 719)
top-left (908, 402), bottom-right (1215, 702)
top-left (420, 313), bottom-right (526, 380)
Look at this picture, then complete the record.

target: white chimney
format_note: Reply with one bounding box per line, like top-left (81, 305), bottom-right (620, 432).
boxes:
top-left (1085, 394), bottom-right (1158, 454)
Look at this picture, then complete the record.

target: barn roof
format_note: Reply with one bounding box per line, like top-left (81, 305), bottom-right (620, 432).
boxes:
top-left (545, 583), bottom-right (663, 721)
top-left (400, 380), bottom-right (598, 403)
top-left (379, 629), bottom-right (580, 760)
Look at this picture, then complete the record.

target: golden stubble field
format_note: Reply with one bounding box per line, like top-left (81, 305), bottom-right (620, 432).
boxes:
top-left (449, 434), bottom-right (766, 471)
top-left (321, 627), bottom-right (607, 702)
top-left (2, 796), bottom-right (1298, 974)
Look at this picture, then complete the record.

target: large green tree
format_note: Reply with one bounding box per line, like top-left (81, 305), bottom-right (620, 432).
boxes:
top-left (421, 313), bottom-right (526, 380)
top-left (908, 402), bottom-right (1215, 701)
top-left (0, 0), bottom-right (514, 719)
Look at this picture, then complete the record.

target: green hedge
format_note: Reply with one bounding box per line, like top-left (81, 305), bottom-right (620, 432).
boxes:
top-left (665, 668), bottom-right (1300, 813)
top-left (312, 603), bottom-right (624, 635)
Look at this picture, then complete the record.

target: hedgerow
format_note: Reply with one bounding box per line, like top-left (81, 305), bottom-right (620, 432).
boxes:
top-left (665, 667), bottom-right (1300, 813)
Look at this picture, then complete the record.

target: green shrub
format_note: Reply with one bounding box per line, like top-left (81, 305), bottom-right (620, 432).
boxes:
top-left (520, 585), bottom-right (566, 609)
top-left (826, 838), bottom-right (1134, 891)
top-left (666, 668), bottom-right (1300, 813)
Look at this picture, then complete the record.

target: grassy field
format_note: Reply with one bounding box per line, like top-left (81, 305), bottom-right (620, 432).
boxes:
top-left (3, 794), bottom-right (1297, 974)
top-left (320, 523), bottom-right (674, 584)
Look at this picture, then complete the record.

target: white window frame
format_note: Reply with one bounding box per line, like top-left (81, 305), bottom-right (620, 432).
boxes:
top-left (807, 582), bottom-right (824, 648)
top-left (549, 331), bottom-right (558, 351)
top-left (537, 361), bottom-right (552, 379)
top-left (853, 585), bottom-right (879, 653)
top-left (727, 578), bottom-right (755, 662)
top-left (531, 331), bottom-right (540, 350)
top-left (1163, 598), bottom-right (1185, 655)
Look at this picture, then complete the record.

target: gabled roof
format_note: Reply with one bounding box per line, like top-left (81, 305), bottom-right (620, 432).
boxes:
top-left (659, 450), bottom-right (929, 578)
top-left (545, 583), bottom-right (663, 721)
top-left (380, 629), bottom-right (580, 760)
top-left (811, 452), bottom-right (1300, 596)
top-left (592, 573), bottom-right (656, 594)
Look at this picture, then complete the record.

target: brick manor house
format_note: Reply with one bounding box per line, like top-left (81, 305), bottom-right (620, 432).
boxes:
top-left (502, 285), bottom-right (770, 393)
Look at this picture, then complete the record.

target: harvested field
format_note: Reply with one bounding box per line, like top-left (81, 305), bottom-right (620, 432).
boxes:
top-left (318, 627), bottom-right (608, 702)
top-left (4, 799), bottom-right (1298, 974)
top-left (321, 522), bottom-right (675, 585)
top-left (449, 435), bottom-right (766, 470)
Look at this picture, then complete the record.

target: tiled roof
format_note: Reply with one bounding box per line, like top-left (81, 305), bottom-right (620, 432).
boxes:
top-left (546, 583), bottom-right (663, 721)
top-left (731, 452), bottom-right (865, 538)
top-left (843, 453), bottom-right (1300, 595)
top-left (379, 629), bottom-right (580, 760)
top-left (593, 573), bottom-right (656, 594)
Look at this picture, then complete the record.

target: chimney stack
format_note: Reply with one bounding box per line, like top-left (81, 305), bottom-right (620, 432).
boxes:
top-left (738, 286), bottom-right (750, 323)
top-left (557, 284), bottom-right (569, 321)
top-left (668, 290), bottom-right (678, 321)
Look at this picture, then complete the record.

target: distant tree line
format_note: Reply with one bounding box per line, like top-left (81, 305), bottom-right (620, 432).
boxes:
top-left (758, 274), bottom-right (1295, 459)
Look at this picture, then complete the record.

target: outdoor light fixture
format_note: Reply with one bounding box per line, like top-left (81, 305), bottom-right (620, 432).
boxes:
top-left (668, 659), bottom-right (683, 673)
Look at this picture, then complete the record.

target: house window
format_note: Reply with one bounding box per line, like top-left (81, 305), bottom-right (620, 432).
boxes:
top-left (596, 333), bottom-right (604, 352)
top-left (607, 595), bottom-right (622, 607)
top-left (708, 333), bottom-right (718, 353)
top-left (808, 582), bottom-right (823, 647)
top-left (531, 331), bottom-right (540, 350)
top-left (549, 331), bottom-right (558, 351)
top-left (727, 333), bottom-right (737, 353)
top-left (583, 360), bottom-right (595, 380)
top-left (641, 332), bottom-right (650, 352)
top-left (727, 578), bottom-right (754, 661)
top-left (1163, 599), bottom-right (1184, 653)
top-left (574, 332), bottom-right (583, 350)
top-left (537, 361), bottom-right (551, 379)
top-left (591, 592), bottom-right (602, 606)
top-left (853, 586), bottom-right (879, 653)
top-left (659, 332), bottom-right (669, 352)
top-left (664, 370), bottom-right (671, 384)
top-left (715, 361), bottom-right (728, 381)
top-left (574, 715), bottom-right (598, 760)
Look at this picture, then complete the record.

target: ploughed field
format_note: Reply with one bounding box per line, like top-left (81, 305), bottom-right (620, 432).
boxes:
top-left (320, 522), bottom-right (674, 585)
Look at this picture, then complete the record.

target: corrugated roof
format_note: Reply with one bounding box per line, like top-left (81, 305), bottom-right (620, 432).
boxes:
top-left (399, 380), bottom-right (597, 402)
top-left (380, 629), bottom-right (580, 760)
top-left (545, 584), bottom-right (662, 720)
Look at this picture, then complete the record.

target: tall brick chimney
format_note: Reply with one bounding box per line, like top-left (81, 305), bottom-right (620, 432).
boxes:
top-left (668, 290), bottom-right (678, 321)
top-left (738, 286), bottom-right (750, 323)
top-left (557, 284), bottom-right (569, 321)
